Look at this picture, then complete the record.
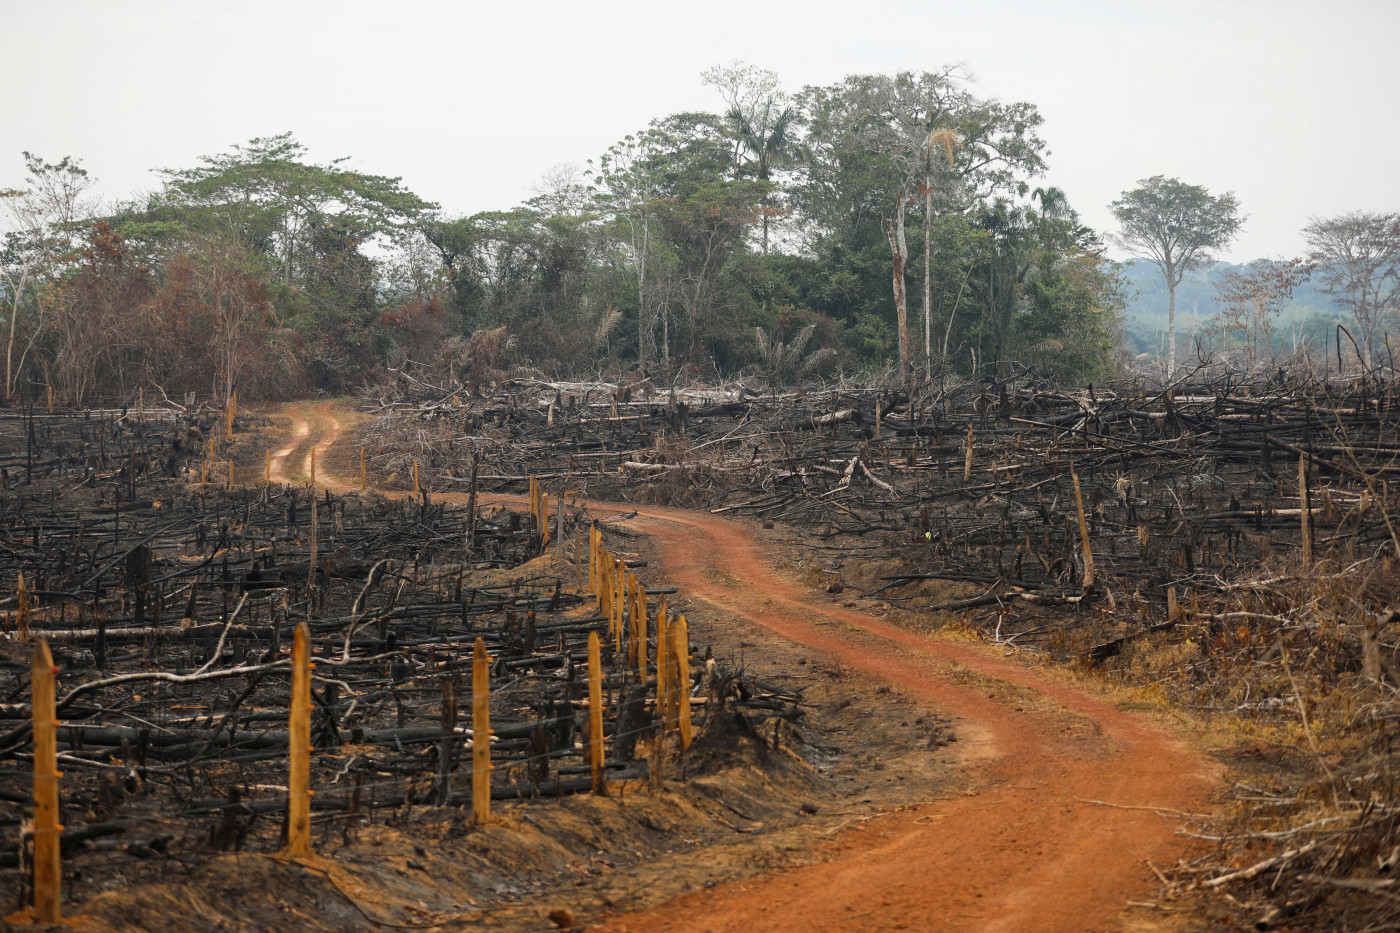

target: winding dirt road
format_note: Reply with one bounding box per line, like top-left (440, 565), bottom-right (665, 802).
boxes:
top-left (278, 401), bottom-right (1215, 933)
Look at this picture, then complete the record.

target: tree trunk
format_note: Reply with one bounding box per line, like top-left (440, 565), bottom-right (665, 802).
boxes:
top-left (923, 178), bottom-right (933, 379)
top-left (761, 204), bottom-right (770, 256)
top-left (636, 216), bottom-right (650, 365)
top-left (885, 196), bottom-right (911, 386)
top-left (1167, 279), bottom-right (1177, 377)
top-left (6, 265), bottom-right (31, 400)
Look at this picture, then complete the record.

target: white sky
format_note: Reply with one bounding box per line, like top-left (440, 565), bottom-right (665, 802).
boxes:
top-left (6, 0), bottom-right (1396, 264)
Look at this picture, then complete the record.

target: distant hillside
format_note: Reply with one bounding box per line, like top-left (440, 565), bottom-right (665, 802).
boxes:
top-left (1118, 260), bottom-right (1347, 356)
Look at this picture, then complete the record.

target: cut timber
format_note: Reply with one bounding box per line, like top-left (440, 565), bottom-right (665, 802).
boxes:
top-left (31, 639), bottom-right (61, 922)
top-left (283, 622), bottom-right (312, 857)
top-left (588, 631), bottom-right (606, 796)
top-left (675, 615), bottom-right (693, 749)
top-left (813, 409), bottom-right (856, 427)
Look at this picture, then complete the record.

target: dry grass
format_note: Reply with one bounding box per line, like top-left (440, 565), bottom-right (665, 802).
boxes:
top-left (1105, 556), bottom-right (1400, 929)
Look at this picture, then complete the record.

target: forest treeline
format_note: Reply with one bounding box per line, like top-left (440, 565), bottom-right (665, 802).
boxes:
top-left (2, 64), bottom-right (1394, 406)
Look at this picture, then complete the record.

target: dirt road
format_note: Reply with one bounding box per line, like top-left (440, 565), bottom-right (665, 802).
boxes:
top-left (279, 401), bottom-right (1215, 933)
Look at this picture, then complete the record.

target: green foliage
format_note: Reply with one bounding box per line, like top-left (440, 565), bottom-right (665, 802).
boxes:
top-left (4, 67), bottom-right (1160, 400)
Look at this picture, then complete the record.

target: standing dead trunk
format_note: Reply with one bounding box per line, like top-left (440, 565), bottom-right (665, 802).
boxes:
top-left (636, 215), bottom-right (650, 365)
top-left (1167, 275), bottom-right (1178, 378)
top-left (923, 178), bottom-right (933, 379)
top-left (885, 191), bottom-right (912, 388)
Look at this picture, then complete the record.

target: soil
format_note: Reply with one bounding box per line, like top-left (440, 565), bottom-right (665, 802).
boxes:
top-left (25, 400), bottom-right (1218, 932)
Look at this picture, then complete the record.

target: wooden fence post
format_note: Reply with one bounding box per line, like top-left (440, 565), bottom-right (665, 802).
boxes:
top-left (15, 572), bottom-right (31, 642)
top-left (227, 460), bottom-right (235, 491)
top-left (596, 542), bottom-right (607, 616)
top-left (674, 615), bottom-right (693, 749)
top-left (635, 582), bottom-right (648, 681)
top-left (627, 574), bottom-right (638, 663)
top-left (309, 447), bottom-right (316, 487)
top-left (600, 550), bottom-right (610, 632)
top-left (607, 555), bottom-right (617, 643)
top-left (592, 527), bottom-right (602, 607)
top-left (588, 631), bottom-right (606, 796)
top-left (589, 525), bottom-right (597, 600)
top-left (30, 639), bottom-right (61, 922)
top-left (472, 637), bottom-right (491, 824)
top-left (413, 459), bottom-right (419, 498)
top-left (265, 450), bottom-right (271, 486)
top-left (541, 491), bottom-right (549, 549)
top-left (615, 559), bottom-right (627, 654)
top-left (656, 603), bottom-right (670, 737)
top-left (284, 621), bottom-right (312, 857)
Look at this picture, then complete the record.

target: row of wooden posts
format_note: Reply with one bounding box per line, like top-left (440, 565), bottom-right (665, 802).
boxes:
top-left (15, 477), bottom-right (694, 922)
top-left (590, 523), bottom-right (693, 751)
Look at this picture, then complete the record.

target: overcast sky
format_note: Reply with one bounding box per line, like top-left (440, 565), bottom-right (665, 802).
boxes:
top-left (6, 0), bottom-right (1396, 264)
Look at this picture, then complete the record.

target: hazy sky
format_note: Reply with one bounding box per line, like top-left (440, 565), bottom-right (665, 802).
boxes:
top-left (6, 0), bottom-right (1396, 263)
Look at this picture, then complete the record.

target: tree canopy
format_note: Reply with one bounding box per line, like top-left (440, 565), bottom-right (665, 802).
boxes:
top-left (3, 65), bottom-right (1277, 406)
top-left (1111, 176), bottom-right (1243, 376)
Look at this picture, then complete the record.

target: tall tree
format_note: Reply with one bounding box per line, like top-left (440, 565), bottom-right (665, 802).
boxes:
top-left (922, 127), bottom-right (960, 373)
top-left (638, 112), bottom-right (765, 366)
top-left (592, 135), bottom-right (663, 364)
top-left (159, 133), bottom-right (435, 286)
top-left (702, 62), bottom-right (797, 256)
top-left (1302, 211), bottom-right (1400, 370)
top-left (793, 71), bottom-right (1045, 385)
top-left (726, 100), bottom-right (796, 255)
top-left (1111, 176), bottom-right (1242, 377)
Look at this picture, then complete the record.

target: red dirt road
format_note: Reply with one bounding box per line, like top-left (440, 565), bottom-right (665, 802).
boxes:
top-left (594, 509), bottom-right (1212, 933)
top-left (286, 401), bottom-right (1216, 933)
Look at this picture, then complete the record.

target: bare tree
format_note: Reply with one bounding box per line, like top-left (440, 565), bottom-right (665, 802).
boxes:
top-left (1303, 211), bottom-right (1400, 370)
top-left (186, 233), bottom-right (270, 406)
top-left (1211, 258), bottom-right (1313, 369)
top-left (1, 153), bottom-right (95, 399)
top-left (49, 222), bottom-right (153, 405)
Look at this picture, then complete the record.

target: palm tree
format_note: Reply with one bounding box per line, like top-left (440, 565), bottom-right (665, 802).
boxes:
top-left (922, 127), bottom-right (961, 376)
top-left (726, 100), bottom-right (797, 254)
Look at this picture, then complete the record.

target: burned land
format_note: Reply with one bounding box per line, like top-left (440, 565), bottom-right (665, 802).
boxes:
top-left (2, 369), bottom-right (1400, 932)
